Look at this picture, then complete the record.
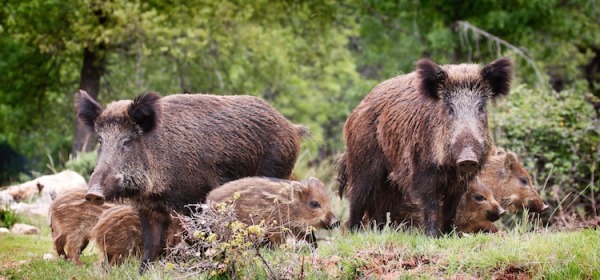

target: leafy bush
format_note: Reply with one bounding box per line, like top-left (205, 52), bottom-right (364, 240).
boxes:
top-left (0, 207), bottom-right (19, 229)
top-left (490, 84), bottom-right (599, 220)
top-left (64, 151), bottom-right (97, 181)
top-left (163, 199), bottom-right (315, 279)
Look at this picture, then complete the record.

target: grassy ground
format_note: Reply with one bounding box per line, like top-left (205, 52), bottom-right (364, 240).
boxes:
top-left (1, 157), bottom-right (597, 279)
top-left (0, 224), bottom-right (598, 279)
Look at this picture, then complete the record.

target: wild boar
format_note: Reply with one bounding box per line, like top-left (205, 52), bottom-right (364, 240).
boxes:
top-left (92, 205), bottom-right (183, 266)
top-left (454, 178), bottom-right (505, 233)
top-left (76, 91), bottom-right (308, 271)
top-left (206, 177), bottom-right (339, 247)
top-left (339, 58), bottom-right (513, 236)
top-left (49, 188), bottom-right (113, 265)
top-left (480, 147), bottom-right (549, 213)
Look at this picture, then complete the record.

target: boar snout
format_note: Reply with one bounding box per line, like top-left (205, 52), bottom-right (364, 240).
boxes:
top-left (528, 199), bottom-right (550, 213)
top-left (487, 206), bottom-right (505, 222)
top-left (323, 215), bottom-right (340, 230)
top-left (457, 146), bottom-right (479, 174)
top-left (85, 184), bottom-right (106, 205)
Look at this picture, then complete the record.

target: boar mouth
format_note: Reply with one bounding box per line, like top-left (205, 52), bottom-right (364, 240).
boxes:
top-left (527, 200), bottom-right (550, 213)
top-left (321, 219), bottom-right (341, 230)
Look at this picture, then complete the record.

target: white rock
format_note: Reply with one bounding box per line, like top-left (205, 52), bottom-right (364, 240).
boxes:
top-left (0, 190), bottom-right (14, 206)
top-left (11, 202), bottom-right (49, 217)
top-left (10, 223), bottom-right (40, 235)
top-left (43, 253), bottom-right (55, 260)
top-left (6, 170), bottom-right (87, 204)
top-left (0, 228), bottom-right (9, 234)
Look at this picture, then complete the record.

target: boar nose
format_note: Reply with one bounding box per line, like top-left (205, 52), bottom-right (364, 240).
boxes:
top-left (498, 207), bottom-right (506, 217)
top-left (457, 147), bottom-right (479, 174)
top-left (541, 204), bottom-right (550, 212)
top-left (85, 184), bottom-right (106, 205)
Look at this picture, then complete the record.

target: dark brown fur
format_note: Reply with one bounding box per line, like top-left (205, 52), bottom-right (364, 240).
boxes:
top-left (480, 147), bottom-right (549, 213)
top-left (92, 205), bottom-right (183, 266)
top-left (206, 177), bottom-right (339, 247)
top-left (49, 188), bottom-right (113, 265)
top-left (340, 58), bottom-right (512, 236)
top-left (76, 91), bottom-right (307, 272)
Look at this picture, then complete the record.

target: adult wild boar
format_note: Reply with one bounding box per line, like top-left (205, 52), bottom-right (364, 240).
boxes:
top-left (76, 90), bottom-right (307, 271)
top-left (481, 147), bottom-right (548, 213)
top-left (340, 58), bottom-right (513, 236)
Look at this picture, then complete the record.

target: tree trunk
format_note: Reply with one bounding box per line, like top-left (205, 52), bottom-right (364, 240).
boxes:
top-left (71, 45), bottom-right (106, 155)
top-left (72, 4), bottom-right (108, 156)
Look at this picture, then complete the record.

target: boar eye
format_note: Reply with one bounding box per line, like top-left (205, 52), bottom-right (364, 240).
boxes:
top-left (309, 201), bottom-right (320, 209)
top-left (122, 138), bottom-right (132, 148)
top-left (448, 106), bottom-right (455, 116)
top-left (519, 177), bottom-right (529, 186)
top-left (474, 194), bottom-right (486, 202)
top-left (478, 103), bottom-right (486, 114)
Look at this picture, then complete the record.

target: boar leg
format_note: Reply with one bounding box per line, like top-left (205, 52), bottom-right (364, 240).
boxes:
top-left (346, 168), bottom-right (387, 231)
top-left (414, 170), bottom-right (441, 237)
top-left (441, 191), bottom-right (463, 234)
top-left (54, 234), bottom-right (67, 258)
top-left (66, 235), bottom-right (85, 266)
top-left (138, 209), bottom-right (170, 274)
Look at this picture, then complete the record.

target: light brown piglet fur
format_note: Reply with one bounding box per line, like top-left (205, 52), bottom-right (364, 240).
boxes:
top-left (206, 177), bottom-right (339, 247)
top-left (49, 188), bottom-right (113, 265)
top-left (480, 147), bottom-right (548, 213)
top-left (91, 205), bottom-right (183, 266)
top-left (455, 179), bottom-right (505, 233)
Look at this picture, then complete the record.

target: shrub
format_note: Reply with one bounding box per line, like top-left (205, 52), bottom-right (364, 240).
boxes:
top-left (163, 199), bottom-right (315, 279)
top-left (490, 84), bottom-right (600, 222)
top-left (64, 151), bottom-right (97, 181)
top-left (0, 207), bottom-right (19, 229)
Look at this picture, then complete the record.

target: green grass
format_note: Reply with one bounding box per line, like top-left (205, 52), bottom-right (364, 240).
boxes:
top-left (1, 225), bottom-right (598, 279)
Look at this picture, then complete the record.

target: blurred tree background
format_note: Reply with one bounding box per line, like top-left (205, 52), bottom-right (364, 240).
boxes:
top-left (1, 1), bottom-right (598, 222)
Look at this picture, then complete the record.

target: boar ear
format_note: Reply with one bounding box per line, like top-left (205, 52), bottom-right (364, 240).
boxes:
top-left (291, 181), bottom-right (309, 200)
top-left (482, 58), bottom-right (513, 97)
top-left (306, 177), bottom-right (324, 190)
top-left (504, 151), bottom-right (519, 170)
top-left (416, 58), bottom-right (447, 100)
top-left (76, 90), bottom-right (103, 129)
top-left (128, 92), bottom-right (162, 133)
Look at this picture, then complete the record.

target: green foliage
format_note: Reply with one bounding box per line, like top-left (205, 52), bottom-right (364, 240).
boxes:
top-left (490, 84), bottom-right (599, 191)
top-left (64, 151), bottom-right (97, 181)
top-left (1, 0), bottom-right (599, 221)
top-left (0, 207), bottom-right (19, 229)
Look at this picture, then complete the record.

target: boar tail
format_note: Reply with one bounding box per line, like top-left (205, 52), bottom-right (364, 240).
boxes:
top-left (295, 125), bottom-right (311, 138)
top-left (336, 154), bottom-right (348, 199)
